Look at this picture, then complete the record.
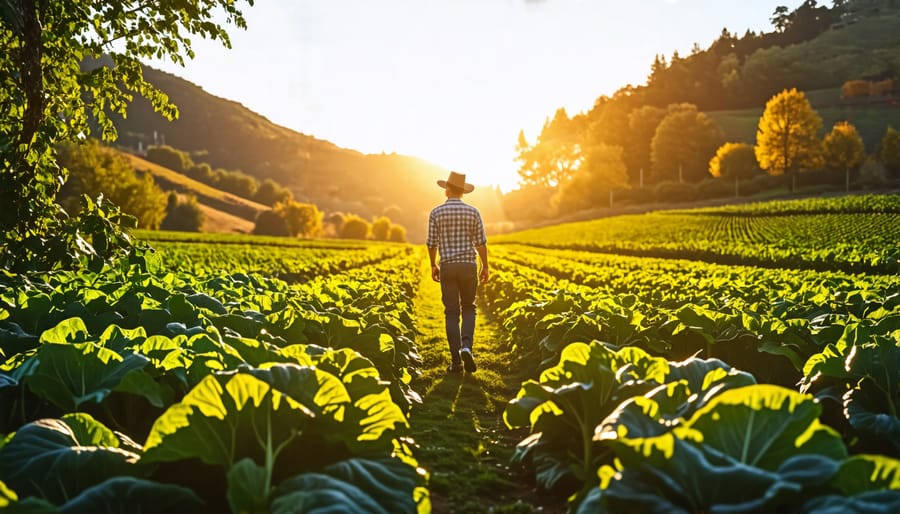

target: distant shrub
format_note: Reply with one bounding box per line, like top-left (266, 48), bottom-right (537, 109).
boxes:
top-left (146, 145), bottom-right (192, 173)
top-left (185, 162), bottom-right (215, 183)
top-left (388, 224), bottom-right (407, 243)
top-left (214, 169), bottom-right (259, 199)
top-left (881, 126), bottom-right (900, 174)
top-left (653, 181), bottom-right (695, 203)
top-left (857, 158), bottom-right (891, 189)
top-left (794, 167), bottom-right (848, 190)
top-left (254, 179), bottom-right (293, 206)
top-left (613, 187), bottom-right (654, 206)
top-left (275, 200), bottom-right (323, 238)
top-left (340, 214), bottom-right (371, 240)
top-left (253, 209), bottom-right (290, 236)
top-left (161, 193), bottom-right (204, 232)
top-left (694, 178), bottom-right (736, 200)
top-left (740, 173), bottom-right (787, 196)
top-left (371, 216), bottom-right (392, 241)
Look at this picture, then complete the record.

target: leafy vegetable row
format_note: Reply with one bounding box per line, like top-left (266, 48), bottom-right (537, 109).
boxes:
top-left (492, 200), bottom-right (900, 273)
top-left (0, 249), bottom-right (429, 513)
top-left (485, 250), bottom-right (898, 390)
top-left (670, 193), bottom-right (900, 215)
top-left (503, 339), bottom-right (900, 513)
top-left (480, 248), bottom-right (900, 511)
top-left (150, 239), bottom-right (413, 281)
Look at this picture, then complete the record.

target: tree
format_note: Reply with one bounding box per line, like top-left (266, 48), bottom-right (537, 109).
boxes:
top-left (56, 139), bottom-right (167, 229)
top-left (709, 142), bottom-right (761, 179)
top-left (515, 108), bottom-right (582, 188)
top-left (275, 200), bottom-right (323, 238)
top-left (161, 193), bottom-right (204, 232)
top-left (371, 216), bottom-right (392, 241)
top-left (822, 121), bottom-right (865, 171)
top-left (650, 104), bottom-right (725, 183)
top-left (388, 224), bottom-right (407, 243)
top-left (0, 0), bottom-right (252, 268)
top-left (254, 178), bottom-right (293, 206)
top-left (755, 88), bottom-right (823, 178)
top-left (253, 209), bottom-right (290, 237)
top-left (881, 126), bottom-right (900, 174)
top-left (500, 184), bottom-right (555, 222)
top-left (214, 169), bottom-right (259, 199)
top-left (771, 6), bottom-right (791, 32)
top-left (340, 214), bottom-right (371, 240)
top-left (627, 105), bottom-right (667, 185)
top-left (146, 145), bottom-right (193, 173)
top-left (554, 144), bottom-right (628, 213)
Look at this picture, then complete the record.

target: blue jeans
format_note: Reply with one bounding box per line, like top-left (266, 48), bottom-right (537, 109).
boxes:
top-left (440, 262), bottom-right (478, 364)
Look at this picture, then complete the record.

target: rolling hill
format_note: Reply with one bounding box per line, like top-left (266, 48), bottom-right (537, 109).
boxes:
top-left (112, 67), bottom-right (506, 243)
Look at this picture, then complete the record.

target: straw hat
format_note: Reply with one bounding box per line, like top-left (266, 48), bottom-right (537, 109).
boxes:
top-left (437, 171), bottom-right (475, 194)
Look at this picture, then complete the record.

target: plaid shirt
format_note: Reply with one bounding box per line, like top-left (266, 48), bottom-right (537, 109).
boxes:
top-left (426, 198), bottom-right (487, 264)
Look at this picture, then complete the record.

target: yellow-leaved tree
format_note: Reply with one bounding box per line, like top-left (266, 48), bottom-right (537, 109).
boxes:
top-left (755, 88), bottom-right (823, 183)
top-left (709, 142), bottom-right (760, 179)
top-left (822, 121), bottom-right (866, 171)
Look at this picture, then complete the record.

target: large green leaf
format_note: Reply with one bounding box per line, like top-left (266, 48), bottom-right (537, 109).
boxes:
top-left (798, 492), bottom-right (900, 514)
top-left (58, 477), bottom-right (203, 514)
top-left (843, 339), bottom-right (900, 451)
top-left (38, 318), bottom-right (89, 345)
top-left (142, 373), bottom-right (314, 468)
top-left (504, 341), bottom-right (663, 498)
top-left (599, 431), bottom-right (841, 514)
top-left (830, 454), bottom-right (900, 494)
top-left (0, 414), bottom-right (142, 504)
top-left (677, 384), bottom-right (847, 470)
top-left (227, 458), bottom-right (269, 514)
top-left (270, 458), bottom-right (418, 514)
top-left (24, 341), bottom-right (150, 410)
top-left (597, 364), bottom-right (756, 441)
top-left (244, 363), bottom-right (350, 417)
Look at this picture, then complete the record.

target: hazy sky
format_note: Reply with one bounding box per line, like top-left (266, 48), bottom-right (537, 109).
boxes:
top-left (149, 0), bottom-right (804, 191)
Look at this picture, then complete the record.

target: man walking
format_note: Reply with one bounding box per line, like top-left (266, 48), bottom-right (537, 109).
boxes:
top-left (426, 171), bottom-right (489, 373)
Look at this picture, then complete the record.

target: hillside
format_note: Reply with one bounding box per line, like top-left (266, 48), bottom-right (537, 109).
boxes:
top-left (123, 153), bottom-right (269, 221)
top-left (708, 87), bottom-right (900, 152)
top-left (113, 67), bottom-right (507, 242)
top-left (107, 5), bottom-right (897, 239)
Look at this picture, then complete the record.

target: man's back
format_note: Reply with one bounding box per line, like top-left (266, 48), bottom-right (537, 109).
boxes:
top-left (427, 198), bottom-right (486, 265)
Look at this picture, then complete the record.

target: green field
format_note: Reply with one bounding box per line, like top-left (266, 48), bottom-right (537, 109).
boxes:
top-left (2, 194), bottom-right (899, 513)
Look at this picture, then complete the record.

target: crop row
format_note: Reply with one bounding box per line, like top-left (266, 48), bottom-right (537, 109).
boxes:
top-left (672, 193), bottom-right (900, 215)
top-left (0, 250), bottom-right (429, 513)
top-left (494, 209), bottom-right (900, 274)
top-left (481, 249), bottom-right (900, 511)
top-left (149, 239), bottom-right (411, 280)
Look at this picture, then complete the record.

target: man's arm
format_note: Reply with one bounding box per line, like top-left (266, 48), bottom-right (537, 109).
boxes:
top-left (476, 244), bottom-right (489, 283)
top-left (428, 246), bottom-right (440, 282)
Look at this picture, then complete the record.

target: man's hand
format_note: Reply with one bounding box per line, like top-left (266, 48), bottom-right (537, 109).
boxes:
top-left (431, 265), bottom-right (440, 282)
top-left (479, 266), bottom-right (490, 283)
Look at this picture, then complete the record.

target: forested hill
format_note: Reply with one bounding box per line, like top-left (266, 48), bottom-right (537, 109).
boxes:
top-left (113, 66), bottom-right (506, 243)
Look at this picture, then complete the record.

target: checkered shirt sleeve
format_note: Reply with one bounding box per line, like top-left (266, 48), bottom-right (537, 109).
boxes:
top-left (426, 199), bottom-right (486, 264)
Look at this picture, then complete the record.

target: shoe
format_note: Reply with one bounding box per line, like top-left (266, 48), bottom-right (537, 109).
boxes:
top-left (447, 362), bottom-right (462, 373)
top-left (460, 348), bottom-right (477, 372)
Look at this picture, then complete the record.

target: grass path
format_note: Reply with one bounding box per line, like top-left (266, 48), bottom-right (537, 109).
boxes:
top-left (408, 254), bottom-right (565, 514)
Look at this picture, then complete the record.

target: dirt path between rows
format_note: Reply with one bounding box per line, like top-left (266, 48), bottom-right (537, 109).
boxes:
top-left (407, 255), bottom-right (566, 514)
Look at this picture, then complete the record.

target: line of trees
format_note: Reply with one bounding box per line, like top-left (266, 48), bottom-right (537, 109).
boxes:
top-left (252, 202), bottom-right (407, 242)
top-left (507, 87), bottom-right (899, 220)
top-left (144, 145), bottom-right (293, 206)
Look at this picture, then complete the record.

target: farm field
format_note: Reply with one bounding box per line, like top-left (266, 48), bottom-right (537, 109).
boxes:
top-left (2, 194), bottom-right (899, 513)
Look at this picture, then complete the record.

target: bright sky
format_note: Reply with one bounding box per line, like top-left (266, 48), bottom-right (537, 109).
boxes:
top-left (149, 0), bottom-right (804, 192)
